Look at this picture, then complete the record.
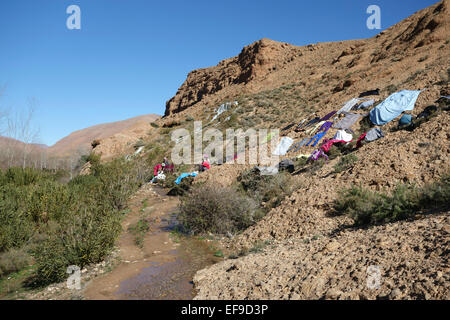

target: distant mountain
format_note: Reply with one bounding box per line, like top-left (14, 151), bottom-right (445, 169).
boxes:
top-left (0, 136), bottom-right (47, 149)
top-left (47, 114), bottom-right (160, 158)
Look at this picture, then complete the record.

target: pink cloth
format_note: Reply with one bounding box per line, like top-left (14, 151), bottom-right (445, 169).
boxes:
top-left (320, 139), bottom-right (351, 153)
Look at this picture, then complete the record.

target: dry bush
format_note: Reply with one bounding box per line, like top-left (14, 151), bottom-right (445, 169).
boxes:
top-left (178, 184), bottom-right (261, 235)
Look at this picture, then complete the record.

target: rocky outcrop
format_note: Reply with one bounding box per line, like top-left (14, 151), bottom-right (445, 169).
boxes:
top-left (164, 0), bottom-right (449, 118)
top-left (164, 39), bottom-right (301, 116)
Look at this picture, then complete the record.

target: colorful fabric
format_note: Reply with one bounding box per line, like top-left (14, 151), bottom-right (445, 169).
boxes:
top-left (281, 123), bottom-right (296, 131)
top-left (333, 130), bottom-right (353, 142)
top-left (154, 164), bottom-right (162, 176)
top-left (356, 133), bottom-right (367, 149)
top-left (359, 89), bottom-right (380, 98)
top-left (297, 117), bottom-right (320, 131)
top-left (306, 132), bottom-right (327, 147)
top-left (317, 121), bottom-right (333, 133)
top-left (296, 153), bottom-right (311, 159)
top-left (163, 164), bottom-right (175, 173)
top-left (333, 112), bottom-right (363, 130)
top-left (320, 139), bottom-right (350, 153)
top-left (202, 160), bottom-right (210, 170)
top-left (174, 172), bottom-right (198, 185)
top-left (337, 98), bottom-right (361, 115)
top-left (151, 172), bottom-right (166, 184)
top-left (309, 149), bottom-right (329, 162)
top-left (305, 121), bottom-right (326, 135)
top-left (320, 110), bottom-right (337, 121)
top-left (369, 90), bottom-right (421, 125)
top-left (398, 114), bottom-right (413, 126)
top-left (365, 128), bottom-right (384, 142)
top-left (357, 99), bottom-right (375, 110)
top-left (287, 138), bottom-right (310, 153)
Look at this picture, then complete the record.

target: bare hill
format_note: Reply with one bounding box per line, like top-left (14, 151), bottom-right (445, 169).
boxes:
top-left (48, 114), bottom-right (160, 158)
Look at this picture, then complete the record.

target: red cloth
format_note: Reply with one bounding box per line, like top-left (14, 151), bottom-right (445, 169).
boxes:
top-left (321, 139), bottom-right (350, 153)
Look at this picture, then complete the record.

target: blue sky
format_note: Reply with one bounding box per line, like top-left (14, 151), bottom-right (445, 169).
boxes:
top-left (0, 0), bottom-right (438, 146)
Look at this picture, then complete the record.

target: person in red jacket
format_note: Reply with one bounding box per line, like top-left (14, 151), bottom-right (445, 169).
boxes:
top-left (200, 155), bottom-right (210, 172)
top-left (154, 163), bottom-right (162, 176)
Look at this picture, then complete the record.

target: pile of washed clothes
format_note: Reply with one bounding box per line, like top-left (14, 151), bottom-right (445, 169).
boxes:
top-left (273, 89), bottom-right (428, 165)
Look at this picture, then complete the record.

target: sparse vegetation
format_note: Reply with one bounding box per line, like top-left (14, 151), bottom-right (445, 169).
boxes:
top-left (134, 139), bottom-right (145, 149)
top-left (128, 216), bottom-right (150, 248)
top-left (334, 174), bottom-right (450, 226)
top-left (0, 248), bottom-right (33, 278)
top-left (295, 156), bottom-right (326, 174)
top-left (238, 169), bottom-right (299, 211)
top-left (334, 154), bottom-right (358, 173)
top-left (385, 84), bottom-right (398, 95)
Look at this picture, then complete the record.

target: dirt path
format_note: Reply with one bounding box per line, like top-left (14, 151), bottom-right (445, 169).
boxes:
top-left (83, 184), bottom-right (221, 300)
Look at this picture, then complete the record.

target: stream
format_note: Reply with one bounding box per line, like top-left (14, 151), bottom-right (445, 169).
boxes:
top-left (83, 184), bottom-right (221, 300)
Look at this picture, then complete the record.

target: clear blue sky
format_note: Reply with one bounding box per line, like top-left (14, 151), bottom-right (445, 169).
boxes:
top-left (0, 0), bottom-right (438, 146)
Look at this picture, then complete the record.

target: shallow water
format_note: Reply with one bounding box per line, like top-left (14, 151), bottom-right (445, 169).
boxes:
top-left (115, 186), bottom-right (221, 300)
top-left (117, 238), bottom-right (219, 300)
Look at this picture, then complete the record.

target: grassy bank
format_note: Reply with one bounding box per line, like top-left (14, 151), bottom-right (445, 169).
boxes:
top-left (0, 154), bottom-right (151, 292)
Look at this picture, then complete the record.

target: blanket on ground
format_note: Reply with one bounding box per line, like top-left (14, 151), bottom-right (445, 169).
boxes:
top-left (369, 90), bottom-right (421, 125)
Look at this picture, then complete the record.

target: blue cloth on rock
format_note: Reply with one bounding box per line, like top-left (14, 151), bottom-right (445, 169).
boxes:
top-left (174, 172), bottom-right (198, 185)
top-left (369, 90), bottom-right (421, 125)
top-left (399, 114), bottom-right (413, 126)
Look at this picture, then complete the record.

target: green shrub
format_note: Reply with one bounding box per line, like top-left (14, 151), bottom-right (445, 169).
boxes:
top-left (357, 116), bottom-right (373, 137)
top-left (385, 84), bottom-right (398, 95)
top-left (128, 217), bottom-right (150, 248)
top-left (167, 175), bottom-right (195, 196)
top-left (0, 157), bottom-right (148, 285)
top-left (419, 174), bottom-right (450, 207)
top-left (33, 206), bottom-right (122, 285)
top-left (334, 154), bottom-right (358, 173)
top-left (178, 184), bottom-right (261, 235)
top-left (145, 143), bottom-right (167, 168)
top-left (1, 167), bottom-right (54, 187)
top-left (0, 248), bottom-right (33, 278)
top-left (91, 158), bottom-right (142, 210)
top-left (238, 169), bottom-right (299, 210)
top-left (335, 174), bottom-right (450, 226)
top-left (295, 157), bottom-right (326, 174)
top-left (0, 186), bottom-right (34, 252)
